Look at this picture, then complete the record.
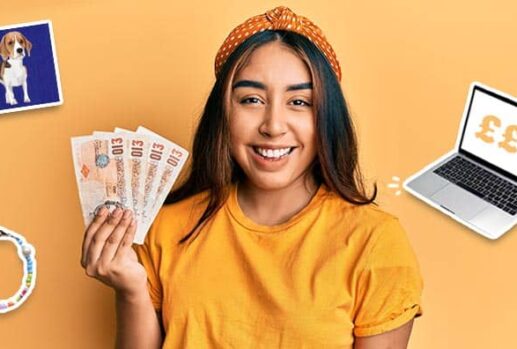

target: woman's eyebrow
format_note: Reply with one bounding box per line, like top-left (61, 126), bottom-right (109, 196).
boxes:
top-left (232, 80), bottom-right (312, 91)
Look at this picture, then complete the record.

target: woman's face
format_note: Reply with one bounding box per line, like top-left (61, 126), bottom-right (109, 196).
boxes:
top-left (228, 41), bottom-right (317, 191)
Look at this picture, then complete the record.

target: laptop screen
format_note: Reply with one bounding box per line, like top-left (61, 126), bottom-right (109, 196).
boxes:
top-left (459, 85), bottom-right (517, 179)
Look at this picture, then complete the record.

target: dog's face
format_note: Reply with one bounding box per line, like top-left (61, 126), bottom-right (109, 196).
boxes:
top-left (0, 31), bottom-right (32, 61)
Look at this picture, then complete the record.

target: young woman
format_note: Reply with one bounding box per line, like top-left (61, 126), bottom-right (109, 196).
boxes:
top-left (81, 6), bottom-right (424, 349)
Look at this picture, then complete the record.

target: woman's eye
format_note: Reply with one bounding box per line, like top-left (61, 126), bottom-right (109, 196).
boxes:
top-left (239, 98), bottom-right (312, 107)
top-left (240, 97), bottom-right (262, 104)
top-left (292, 99), bottom-right (312, 107)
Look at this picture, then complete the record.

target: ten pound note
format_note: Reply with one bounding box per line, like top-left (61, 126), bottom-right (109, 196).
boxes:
top-left (71, 127), bottom-right (189, 244)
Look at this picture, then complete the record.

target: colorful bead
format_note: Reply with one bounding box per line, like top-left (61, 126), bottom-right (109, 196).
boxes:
top-left (0, 227), bottom-right (37, 314)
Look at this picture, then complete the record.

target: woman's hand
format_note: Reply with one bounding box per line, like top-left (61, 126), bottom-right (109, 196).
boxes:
top-left (80, 207), bottom-right (148, 298)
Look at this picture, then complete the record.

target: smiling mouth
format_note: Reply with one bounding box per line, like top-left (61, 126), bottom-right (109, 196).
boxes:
top-left (252, 146), bottom-right (296, 160)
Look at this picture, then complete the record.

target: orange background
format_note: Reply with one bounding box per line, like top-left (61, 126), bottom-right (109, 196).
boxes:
top-left (1, 1), bottom-right (516, 348)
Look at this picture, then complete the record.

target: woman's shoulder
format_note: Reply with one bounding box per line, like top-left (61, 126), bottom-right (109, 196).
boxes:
top-left (321, 188), bottom-right (417, 268)
top-left (147, 189), bottom-right (211, 242)
top-left (321, 186), bottom-right (400, 229)
top-left (160, 189), bottom-right (210, 217)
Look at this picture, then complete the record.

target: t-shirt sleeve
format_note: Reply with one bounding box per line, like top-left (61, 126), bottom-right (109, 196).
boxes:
top-left (132, 210), bottom-right (165, 312)
top-left (353, 217), bottom-right (424, 337)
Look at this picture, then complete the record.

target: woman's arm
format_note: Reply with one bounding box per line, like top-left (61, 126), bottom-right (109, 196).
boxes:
top-left (115, 291), bottom-right (163, 349)
top-left (353, 319), bottom-right (414, 349)
top-left (80, 207), bottom-right (164, 348)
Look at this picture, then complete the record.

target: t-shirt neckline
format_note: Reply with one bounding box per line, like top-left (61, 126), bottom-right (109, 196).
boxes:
top-left (226, 182), bottom-right (329, 233)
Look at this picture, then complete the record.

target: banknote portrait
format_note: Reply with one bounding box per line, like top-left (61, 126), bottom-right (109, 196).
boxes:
top-left (0, 20), bottom-right (63, 115)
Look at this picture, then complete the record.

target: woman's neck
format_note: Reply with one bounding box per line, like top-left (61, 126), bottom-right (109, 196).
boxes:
top-left (236, 175), bottom-right (319, 226)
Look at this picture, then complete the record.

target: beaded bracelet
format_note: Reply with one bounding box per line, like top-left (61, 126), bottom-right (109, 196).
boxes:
top-left (0, 226), bottom-right (37, 314)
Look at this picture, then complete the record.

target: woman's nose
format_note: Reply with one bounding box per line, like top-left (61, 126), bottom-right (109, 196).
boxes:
top-left (258, 103), bottom-right (288, 137)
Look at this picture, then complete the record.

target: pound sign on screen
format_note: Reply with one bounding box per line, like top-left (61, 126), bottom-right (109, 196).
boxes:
top-left (475, 115), bottom-right (501, 144)
top-left (498, 125), bottom-right (517, 154)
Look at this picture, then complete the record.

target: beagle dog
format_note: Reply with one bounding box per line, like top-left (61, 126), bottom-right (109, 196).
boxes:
top-left (0, 31), bottom-right (32, 105)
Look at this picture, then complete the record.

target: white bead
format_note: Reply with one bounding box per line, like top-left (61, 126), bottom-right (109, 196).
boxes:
top-left (22, 244), bottom-right (31, 256)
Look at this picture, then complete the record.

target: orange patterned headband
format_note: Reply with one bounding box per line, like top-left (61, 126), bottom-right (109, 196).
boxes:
top-left (214, 6), bottom-right (342, 82)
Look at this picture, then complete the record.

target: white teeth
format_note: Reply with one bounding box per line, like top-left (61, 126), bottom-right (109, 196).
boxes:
top-left (255, 147), bottom-right (292, 158)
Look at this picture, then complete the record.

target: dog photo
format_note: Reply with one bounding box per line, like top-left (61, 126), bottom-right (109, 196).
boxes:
top-left (0, 20), bottom-right (63, 115)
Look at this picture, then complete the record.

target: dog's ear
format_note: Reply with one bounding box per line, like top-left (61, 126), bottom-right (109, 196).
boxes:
top-left (0, 34), bottom-right (9, 60)
top-left (20, 32), bottom-right (32, 57)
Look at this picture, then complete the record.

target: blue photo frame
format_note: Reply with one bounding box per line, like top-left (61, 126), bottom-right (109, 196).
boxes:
top-left (0, 20), bottom-right (63, 115)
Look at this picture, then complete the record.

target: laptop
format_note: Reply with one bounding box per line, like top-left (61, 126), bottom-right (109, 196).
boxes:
top-left (403, 82), bottom-right (517, 240)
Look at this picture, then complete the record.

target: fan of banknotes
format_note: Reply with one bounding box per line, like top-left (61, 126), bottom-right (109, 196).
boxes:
top-left (71, 126), bottom-right (189, 244)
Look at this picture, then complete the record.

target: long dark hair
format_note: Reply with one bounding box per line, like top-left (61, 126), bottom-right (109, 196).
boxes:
top-left (164, 30), bottom-right (377, 244)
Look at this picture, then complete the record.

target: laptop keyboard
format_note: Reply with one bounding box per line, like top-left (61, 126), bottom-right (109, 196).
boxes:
top-left (433, 156), bottom-right (517, 216)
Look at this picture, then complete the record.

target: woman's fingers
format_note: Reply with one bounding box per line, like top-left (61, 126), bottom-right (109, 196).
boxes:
top-left (81, 208), bottom-right (145, 293)
top-left (85, 207), bottom-right (124, 270)
top-left (97, 209), bottom-right (134, 265)
top-left (81, 206), bottom-right (109, 268)
top-left (113, 217), bottom-right (137, 263)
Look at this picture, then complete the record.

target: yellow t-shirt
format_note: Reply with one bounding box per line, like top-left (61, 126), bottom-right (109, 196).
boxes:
top-left (133, 183), bottom-right (424, 348)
